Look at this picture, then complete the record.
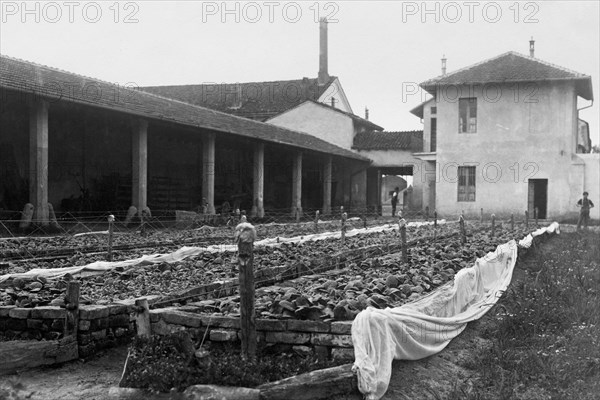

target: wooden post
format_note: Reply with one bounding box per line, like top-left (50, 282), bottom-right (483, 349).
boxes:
top-left (140, 210), bottom-right (146, 236)
top-left (341, 212), bottom-right (347, 246)
top-left (296, 207), bottom-right (301, 223)
top-left (425, 206), bottom-right (429, 221)
top-left (534, 207), bottom-right (539, 227)
top-left (480, 208), bottom-right (484, 223)
top-left (400, 218), bottom-right (407, 263)
top-left (511, 213), bottom-right (514, 231)
top-left (459, 215), bottom-right (467, 245)
top-left (135, 298), bottom-right (151, 338)
top-left (491, 214), bottom-right (496, 238)
top-left (525, 210), bottom-right (529, 229)
top-left (235, 219), bottom-right (257, 360)
top-left (433, 210), bottom-right (438, 241)
top-left (314, 210), bottom-right (319, 233)
top-left (363, 214), bottom-right (367, 229)
top-left (64, 281), bottom-right (80, 337)
top-left (107, 214), bottom-right (115, 261)
top-left (48, 203), bottom-right (60, 229)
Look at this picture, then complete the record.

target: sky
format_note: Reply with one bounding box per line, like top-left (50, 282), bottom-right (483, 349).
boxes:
top-left (1, 0), bottom-right (598, 145)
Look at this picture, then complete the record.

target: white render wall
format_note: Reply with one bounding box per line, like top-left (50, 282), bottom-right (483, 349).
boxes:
top-left (268, 101), bottom-right (355, 150)
top-left (580, 153), bottom-right (600, 220)
top-left (433, 80), bottom-right (582, 219)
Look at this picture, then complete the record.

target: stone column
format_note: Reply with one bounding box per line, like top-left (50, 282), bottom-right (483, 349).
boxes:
top-left (132, 119), bottom-right (148, 214)
top-left (291, 151), bottom-right (303, 217)
top-left (29, 99), bottom-right (49, 225)
top-left (202, 132), bottom-right (216, 214)
top-left (376, 169), bottom-right (382, 215)
top-left (323, 156), bottom-right (332, 215)
top-left (251, 143), bottom-right (265, 218)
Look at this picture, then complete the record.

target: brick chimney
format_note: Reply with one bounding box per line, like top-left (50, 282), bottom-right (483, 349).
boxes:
top-left (365, 107), bottom-right (369, 120)
top-left (318, 18), bottom-right (329, 86)
top-left (529, 37), bottom-right (535, 57)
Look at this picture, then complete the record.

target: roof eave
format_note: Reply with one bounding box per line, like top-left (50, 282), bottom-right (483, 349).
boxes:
top-left (354, 118), bottom-right (384, 131)
top-left (420, 76), bottom-right (594, 100)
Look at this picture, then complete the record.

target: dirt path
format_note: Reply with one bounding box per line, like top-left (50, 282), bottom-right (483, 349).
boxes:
top-left (5, 346), bottom-right (128, 400)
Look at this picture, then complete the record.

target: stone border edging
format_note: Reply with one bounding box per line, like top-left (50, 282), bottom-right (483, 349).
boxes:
top-left (108, 363), bottom-right (356, 400)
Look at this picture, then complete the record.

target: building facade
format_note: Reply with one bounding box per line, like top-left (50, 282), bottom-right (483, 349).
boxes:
top-left (413, 50), bottom-right (597, 220)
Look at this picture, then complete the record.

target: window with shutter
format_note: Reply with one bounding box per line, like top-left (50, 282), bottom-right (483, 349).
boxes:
top-left (458, 166), bottom-right (476, 201)
top-left (459, 98), bottom-right (477, 133)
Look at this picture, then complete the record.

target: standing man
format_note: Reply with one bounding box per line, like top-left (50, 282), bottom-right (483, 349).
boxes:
top-left (576, 191), bottom-right (594, 231)
top-left (391, 187), bottom-right (399, 217)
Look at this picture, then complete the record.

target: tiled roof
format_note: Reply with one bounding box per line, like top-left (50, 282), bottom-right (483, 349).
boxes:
top-left (420, 51), bottom-right (593, 100)
top-left (141, 77), bottom-right (337, 121)
top-left (0, 54), bottom-right (369, 162)
top-left (280, 100), bottom-right (384, 131)
top-left (352, 130), bottom-right (423, 152)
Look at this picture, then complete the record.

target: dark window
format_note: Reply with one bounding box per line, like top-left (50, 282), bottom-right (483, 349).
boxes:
top-left (430, 106), bottom-right (437, 115)
top-left (459, 98), bottom-right (477, 133)
top-left (430, 118), bottom-right (437, 152)
top-left (458, 166), bottom-right (476, 201)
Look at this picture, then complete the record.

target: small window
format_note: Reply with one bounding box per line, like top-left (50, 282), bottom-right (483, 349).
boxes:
top-left (430, 106), bottom-right (437, 115)
top-left (458, 166), bottom-right (476, 201)
top-left (459, 98), bottom-right (477, 133)
top-left (430, 118), bottom-right (437, 152)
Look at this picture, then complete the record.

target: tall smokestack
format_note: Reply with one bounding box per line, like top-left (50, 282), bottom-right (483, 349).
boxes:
top-left (529, 37), bottom-right (535, 57)
top-left (441, 54), bottom-right (447, 75)
top-left (318, 18), bottom-right (329, 86)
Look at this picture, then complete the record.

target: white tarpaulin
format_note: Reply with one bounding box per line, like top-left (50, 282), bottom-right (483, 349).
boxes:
top-left (0, 220), bottom-right (447, 283)
top-left (351, 222), bottom-right (560, 400)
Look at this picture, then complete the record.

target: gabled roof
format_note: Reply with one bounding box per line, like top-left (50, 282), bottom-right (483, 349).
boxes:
top-left (352, 130), bottom-right (423, 152)
top-left (274, 99), bottom-right (384, 131)
top-left (409, 98), bottom-right (435, 119)
top-left (141, 77), bottom-right (337, 121)
top-left (0, 55), bottom-right (369, 162)
top-left (420, 51), bottom-right (593, 100)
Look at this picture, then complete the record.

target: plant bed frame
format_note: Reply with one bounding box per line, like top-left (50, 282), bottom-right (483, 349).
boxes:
top-left (0, 218), bottom-right (534, 381)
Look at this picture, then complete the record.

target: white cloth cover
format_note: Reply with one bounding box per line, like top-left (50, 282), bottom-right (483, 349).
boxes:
top-left (0, 220), bottom-right (448, 283)
top-left (352, 222), bottom-right (560, 400)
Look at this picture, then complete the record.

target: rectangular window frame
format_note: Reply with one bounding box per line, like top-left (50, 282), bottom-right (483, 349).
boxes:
top-left (430, 117), bottom-right (437, 152)
top-left (457, 166), bottom-right (476, 202)
top-left (458, 98), bottom-right (477, 133)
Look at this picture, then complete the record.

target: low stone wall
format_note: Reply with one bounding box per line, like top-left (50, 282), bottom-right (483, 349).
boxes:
top-left (0, 303), bottom-right (135, 361)
top-left (149, 308), bottom-right (355, 362)
top-left (77, 304), bottom-right (135, 357)
top-left (0, 306), bottom-right (67, 341)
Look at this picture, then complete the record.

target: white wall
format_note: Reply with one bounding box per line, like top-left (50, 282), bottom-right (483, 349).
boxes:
top-left (317, 78), bottom-right (353, 114)
top-left (268, 101), bottom-right (355, 150)
top-left (580, 153), bottom-right (600, 220)
top-left (433, 80), bottom-right (581, 219)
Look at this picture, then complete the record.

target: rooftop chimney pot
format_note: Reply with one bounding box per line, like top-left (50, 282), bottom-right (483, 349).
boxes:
top-left (365, 107), bottom-right (369, 120)
top-left (529, 37), bottom-right (535, 57)
top-left (441, 54), bottom-right (447, 75)
top-left (318, 18), bottom-right (329, 86)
